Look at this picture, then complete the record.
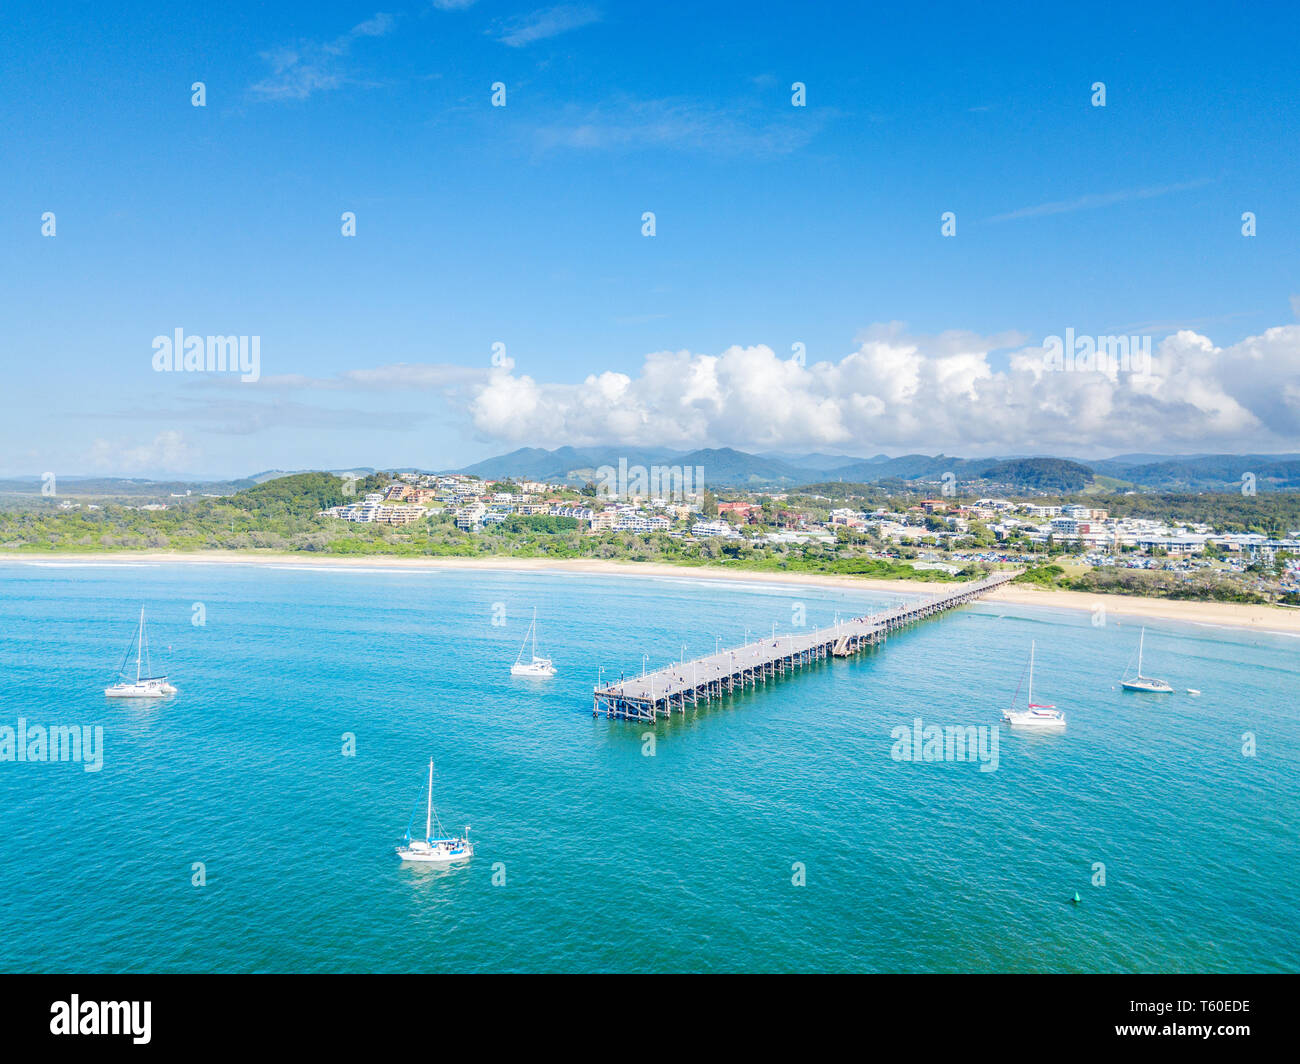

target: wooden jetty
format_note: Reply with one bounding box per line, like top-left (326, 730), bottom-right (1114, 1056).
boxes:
top-left (592, 571), bottom-right (1018, 721)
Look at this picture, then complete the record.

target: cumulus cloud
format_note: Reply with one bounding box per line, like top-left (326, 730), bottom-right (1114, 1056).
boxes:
top-left (464, 323), bottom-right (1300, 455)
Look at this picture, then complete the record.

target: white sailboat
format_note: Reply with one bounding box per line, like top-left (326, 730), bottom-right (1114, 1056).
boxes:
top-left (1001, 640), bottom-right (1066, 729)
top-left (1120, 627), bottom-right (1173, 693)
top-left (105, 607), bottom-right (176, 698)
top-left (396, 759), bottom-right (473, 864)
top-left (511, 607), bottom-right (556, 677)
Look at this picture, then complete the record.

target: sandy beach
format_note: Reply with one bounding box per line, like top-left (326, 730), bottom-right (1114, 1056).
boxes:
top-left (2, 550), bottom-right (1297, 634)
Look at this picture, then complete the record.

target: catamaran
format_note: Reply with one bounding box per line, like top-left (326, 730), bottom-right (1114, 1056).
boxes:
top-left (396, 759), bottom-right (473, 864)
top-left (1001, 640), bottom-right (1066, 729)
top-left (1120, 627), bottom-right (1173, 693)
top-left (104, 607), bottom-right (176, 698)
top-left (511, 607), bottom-right (556, 677)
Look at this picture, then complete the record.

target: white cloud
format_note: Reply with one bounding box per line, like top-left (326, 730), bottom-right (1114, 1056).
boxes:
top-left (464, 323), bottom-right (1300, 455)
top-left (351, 13), bottom-right (397, 37)
top-left (986, 180), bottom-right (1212, 223)
top-left (252, 13), bottom-right (397, 101)
top-left (493, 5), bottom-right (601, 48)
top-left (531, 96), bottom-right (822, 157)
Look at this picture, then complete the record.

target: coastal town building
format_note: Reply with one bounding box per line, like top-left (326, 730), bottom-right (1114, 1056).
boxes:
top-left (304, 474), bottom-right (1299, 607)
top-left (692, 520), bottom-right (741, 539)
top-left (717, 501), bottom-right (762, 522)
top-left (454, 503), bottom-right (487, 531)
top-left (319, 492), bottom-right (428, 525)
top-left (549, 504), bottom-right (595, 525)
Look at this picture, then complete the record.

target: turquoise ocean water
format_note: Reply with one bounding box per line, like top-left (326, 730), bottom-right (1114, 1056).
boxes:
top-left (0, 560), bottom-right (1296, 973)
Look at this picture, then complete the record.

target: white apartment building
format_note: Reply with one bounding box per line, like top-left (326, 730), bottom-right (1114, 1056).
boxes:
top-left (455, 503), bottom-right (487, 531)
top-left (550, 504), bottom-right (595, 525)
top-left (615, 514), bottom-right (671, 533)
top-left (692, 520), bottom-right (740, 539)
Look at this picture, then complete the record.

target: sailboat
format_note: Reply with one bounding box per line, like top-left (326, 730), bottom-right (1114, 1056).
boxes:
top-left (396, 759), bottom-right (473, 864)
top-left (1120, 627), bottom-right (1173, 693)
top-left (511, 607), bottom-right (556, 677)
top-left (1001, 640), bottom-right (1066, 729)
top-left (104, 608), bottom-right (176, 698)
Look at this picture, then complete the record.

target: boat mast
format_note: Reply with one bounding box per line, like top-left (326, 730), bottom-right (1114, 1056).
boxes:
top-left (136, 607), bottom-right (145, 683)
top-left (1028, 640), bottom-right (1035, 706)
top-left (1137, 627), bottom-right (1145, 677)
top-left (515, 613), bottom-right (534, 667)
top-left (426, 759), bottom-right (433, 842)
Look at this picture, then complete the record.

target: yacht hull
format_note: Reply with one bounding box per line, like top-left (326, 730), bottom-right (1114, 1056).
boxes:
top-left (511, 662), bottom-right (555, 677)
top-left (1002, 711), bottom-right (1066, 730)
top-left (105, 681), bottom-right (175, 698)
top-left (396, 846), bottom-right (473, 864)
top-left (1120, 679), bottom-right (1173, 693)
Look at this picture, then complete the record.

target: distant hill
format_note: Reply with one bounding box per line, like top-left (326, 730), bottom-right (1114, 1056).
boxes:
top-left (820, 454), bottom-right (1000, 483)
top-left (456, 447), bottom-right (685, 482)
top-left (756, 451), bottom-right (881, 471)
top-left (227, 472), bottom-right (387, 517)
top-left (0, 476), bottom-right (256, 497)
top-left (977, 458), bottom-right (1094, 493)
top-left (1094, 453), bottom-right (1218, 467)
top-left (9, 449), bottom-right (1298, 499)
top-left (456, 446), bottom-right (809, 486)
top-left (1088, 455), bottom-right (1300, 491)
top-left (245, 467), bottom-right (384, 484)
top-left (671, 448), bottom-right (808, 486)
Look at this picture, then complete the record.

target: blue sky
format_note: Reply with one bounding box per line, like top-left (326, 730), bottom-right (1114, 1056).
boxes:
top-left (3, 1), bottom-right (1298, 476)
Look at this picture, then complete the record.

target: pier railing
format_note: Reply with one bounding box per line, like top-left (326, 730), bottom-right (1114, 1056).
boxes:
top-left (592, 570), bottom-right (1019, 722)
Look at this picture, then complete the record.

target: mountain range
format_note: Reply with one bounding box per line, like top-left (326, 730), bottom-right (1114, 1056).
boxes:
top-left (454, 447), bottom-right (1300, 493)
top-left (4, 450), bottom-right (1299, 498)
